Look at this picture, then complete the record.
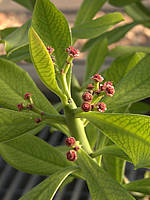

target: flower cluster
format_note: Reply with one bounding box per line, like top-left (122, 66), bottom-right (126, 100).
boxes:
top-left (66, 46), bottom-right (79, 58)
top-left (65, 137), bottom-right (80, 162)
top-left (81, 73), bottom-right (115, 112)
top-left (17, 93), bottom-right (44, 124)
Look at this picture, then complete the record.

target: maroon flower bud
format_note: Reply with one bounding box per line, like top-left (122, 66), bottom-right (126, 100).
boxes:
top-left (91, 73), bottom-right (104, 82)
top-left (82, 92), bottom-right (93, 102)
top-left (17, 103), bottom-right (24, 111)
top-left (94, 89), bottom-right (101, 95)
top-left (97, 102), bottom-right (107, 112)
top-left (65, 137), bottom-right (76, 147)
top-left (105, 85), bottom-right (115, 97)
top-left (86, 84), bottom-right (94, 90)
top-left (81, 102), bottom-right (91, 112)
top-left (41, 112), bottom-right (45, 116)
top-left (47, 46), bottom-right (54, 54)
top-left (24, 93), bottom-right (32, 100)
top-left (66, 150), bottom-right (77, 161)
top-left (66, 46), bottom-right (79, 58)
top-left (35, 118), bottom-right (42, 123)
top-left (73, 146), bottom-right (80, 151)
top-left (26, 104), bottom-right (33, 110)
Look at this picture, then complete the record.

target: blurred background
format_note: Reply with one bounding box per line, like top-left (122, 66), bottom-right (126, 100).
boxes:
top-left (0, 0), bottom-right (150, 199)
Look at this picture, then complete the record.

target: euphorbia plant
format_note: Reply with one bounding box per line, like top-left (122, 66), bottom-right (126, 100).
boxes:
top-left (1, 0), bottom-right (150, 199)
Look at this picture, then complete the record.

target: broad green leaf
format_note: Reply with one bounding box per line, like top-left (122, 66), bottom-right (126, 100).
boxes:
top-left (76, 112), bottom-right (150, 168)
top-left (91, 145), bottom-right (131, 162)
top-left (81, 22), bottom-right (137, 52)
top-left (109, 46), bottom-right (150, 57)
top-left (32, 0), bottom-right (71, 69)
top-left (129, 102), bottom-right (150, 114)
top-left (0, 27), bottom-right (17, 40)
top-left (72, 13), bottom-right (124, 39)
top-left (109, 0), bottom-right (139, 7)
top-left (77, 149), bottom-right (135, 200)
top-left (74, 0), bottom-right (107, 26)
top-left (12, 0), bottom-right (36, 11)
top-left (103, 52), bottom-right (145, 85)
top-left (0, 108), bottom-right (45, 142)
top-left (0, 58), bottom-right (68, 135)
top-left (29, 27), bottom-right (63, 97)
top-left (4, 19), bottom-right (31, 55)
top-left (19, 167), bottom-right (78, 200)
top-left (125, 2), bottom-right (150, 24)
top-left (103, 55), bottom-right (150, 110)
top-left (0, 134), bottom-right (74, 175)
top-left (0, 58), bottom-right (56, 113)
top-left (86, 123), bottom-right (99, 149)
top-left (0, 45), bottom-right (30, 62)
top-left (124, 178), bottom-right (150, 195)
top-left (84, 38), bottom-right (108, 82)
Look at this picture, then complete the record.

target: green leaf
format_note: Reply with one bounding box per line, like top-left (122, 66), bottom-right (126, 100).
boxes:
top-left (104, 55), bottom-right (150, 110)
top-left (19, 167), bottom-right (78, 200)
top-left (0, 134), bottom-right (74, 175)
top-left (109, 0), bottom-right (140, 7)
top-left (84, 38), bottom-right (108, 82)
top-left (12, 0), bottom-right (36, 11)
top-left (72, 13), bottom-right (124, 39)
top-left (76, 112), bottom-right (150, 168)
top-left (29, 27), bottom-right (63, 97)
top-left (0, 27), bottom-right (17, 40)
top-left (4, 19), bottom-right (31, 56)
top-left (125, 2), bottom-right (150, 24)
top-left (103, 52), bottom-right (145, 85)
top-left (32, 0), bottom-right (71, 69)
top-left (0, 108), bottom-right (45, 142)
top-left (74, 0), bottom-right (107, 25)
top-left (77, 149), bottom-right (135, 200)
top-left (81, 22), bottom-right (137, 52)
top-left (91, 145), bottom-right (131, 162)
top-left (129, 102), bottom-right (150, 114)
top-left (109, 45), bottom-right (150, 57)
top-left (0, 58), bottom-right (56, 113)
top-left (124, 178), bottom-right (150, 195)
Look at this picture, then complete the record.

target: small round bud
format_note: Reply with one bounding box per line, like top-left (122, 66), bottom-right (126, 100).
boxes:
top-left (91, 73), bottom-right (104, 82)
top-left (105, 85), bottom-right (115, 97)
top-left (24, 93), bottom-right (32, 100)
top-left (66, 150), bottom-right (77, 161)
top-left (47, 46), bottom-right (54, 55)
top-left (35, 118), bottom-right (42, 123)
top-left (66, 46), bottom-right (79, 58)
top-left (86, 84), bottom-right (94, 90)
top-left (73, 146), bottom-right (80, 151)
top-left (97, 102), bottom-right (107, 112)
top-left (81, 102), bottom-right (91, 112)
top-left (26, 104), bottom-right (33, 110)
top-left (17, 103), bottom-right (24, 111)
top-left (65, 137), bottom-right (76, 147)
top-left (82, 92), bottom-right (93, 102)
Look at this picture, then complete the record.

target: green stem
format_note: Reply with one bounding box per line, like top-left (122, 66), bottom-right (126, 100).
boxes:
top-left (64, 99), bottom-right (92, 154)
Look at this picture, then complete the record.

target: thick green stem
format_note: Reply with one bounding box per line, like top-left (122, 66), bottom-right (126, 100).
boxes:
top-left (64, 99), bottom-right (92, 154)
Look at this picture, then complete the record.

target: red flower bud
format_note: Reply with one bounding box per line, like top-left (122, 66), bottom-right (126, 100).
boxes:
top-left (73, 146), bottom-right (80, 151)
top-left (35, 118), bottom-right (42, 123)
top-left (66, 46), bottom-right (79, 58)
top-left (26, 104), bottom-right (33, 110)
top-left (66, 150), bottom-right (77, 161)
top-left (82, 92), bottom-right (93, 102)
top-left (105, 85), bottom-right (115, 97)
top-left (94, 89), bottom-right (101, 95)
top-left (65, 137), bottom-right (76, 147)
top-left (81, 102), bottom-right (91, 112)
top-left (47, 46), bottom-right (54, 54)
top-left (91, 73), bottom-right (104, 82)
top-left (97, 102), bottom-right (107, 112)
top-left (24, 93), bottom-right (32, 100)
top-left (86, 84), bottom-right (94, 90)
top-left (17, 103), bottom-right (24, 111)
